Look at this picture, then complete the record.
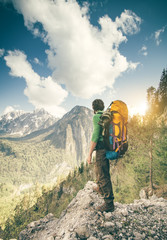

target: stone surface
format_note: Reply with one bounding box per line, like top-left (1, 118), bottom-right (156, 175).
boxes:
top-left (19, 181), bottom-right (167, 240)
top-left (19, 214), bottom-right (58, 240)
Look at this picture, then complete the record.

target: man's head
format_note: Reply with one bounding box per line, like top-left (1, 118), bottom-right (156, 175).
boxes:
top-left (92, 99), bottom-right (104, 113)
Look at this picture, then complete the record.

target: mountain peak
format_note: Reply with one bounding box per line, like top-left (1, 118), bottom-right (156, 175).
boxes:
top-left (0, 110), bottom-right (25, 121)
top-left (19, 181), bottom-right (167, 240)
top-left (33, 108), bottom-right (51, 115)
top-left (62, 105), bottom-right (92, 119)
top-left (0, 108), bottom-right (57, 136)
top-left (71, 105), bottom-right (91, 111)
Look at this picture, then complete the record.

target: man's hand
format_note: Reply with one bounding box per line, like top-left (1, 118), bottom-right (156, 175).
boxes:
top-left (87, 141), bottom-right (97, 165)
top-left (87, 154), bottom-right (92, 164)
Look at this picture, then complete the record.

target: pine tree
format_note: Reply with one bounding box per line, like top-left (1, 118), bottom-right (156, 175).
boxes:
top-left (153, 124), bottom-right (167, 186)
top-left (146, 88), bottom-right (159, 191)
top-left (147, 86), bottom-right (159, 115)
top-left (158, 68), bottom-right (167, 112)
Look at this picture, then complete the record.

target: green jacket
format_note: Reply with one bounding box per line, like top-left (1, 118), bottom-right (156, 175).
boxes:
top-left (91, 111), bottom-right (103, 143)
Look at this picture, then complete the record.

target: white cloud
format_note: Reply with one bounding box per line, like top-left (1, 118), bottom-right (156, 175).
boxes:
top-left (4, 50), bottom-right (68, 117)
top-left (143, 52), bottom-right (147, 56)
top-left (116, 10), bottom-right (142, 35)
top-left (139, 45), bottom-right (148, 56)
top-left (154, 26), bottom-right (166, 46)
top-left (1, 105), bottom-right (25, 118)
top-left (0, 48), bottom-right (5, 57)
top-left (3, 106), bottom-right (15, 115)
top-left (34, 57), bottom-right (43, 66)
top-left (11, 0), bottom-right (141, 99)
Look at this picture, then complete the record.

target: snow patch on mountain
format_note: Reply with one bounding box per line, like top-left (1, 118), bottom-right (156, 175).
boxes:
top-left (0, 108), bottom-right (58, 136)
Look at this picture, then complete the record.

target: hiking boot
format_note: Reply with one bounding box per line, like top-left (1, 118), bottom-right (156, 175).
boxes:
top-left (96, 202), bottom-right (114, 213)
top-left (93, 186), bottom-right (103, 195)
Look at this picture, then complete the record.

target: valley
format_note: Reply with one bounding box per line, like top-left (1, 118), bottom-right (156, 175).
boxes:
top-left (0, 105), bottom-right (93, 228)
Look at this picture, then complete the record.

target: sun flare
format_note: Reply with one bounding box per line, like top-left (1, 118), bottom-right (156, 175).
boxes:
top-left (129, 101), bottom-right (148, 117)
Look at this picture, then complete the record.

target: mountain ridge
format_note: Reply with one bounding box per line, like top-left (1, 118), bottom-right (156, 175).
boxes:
top-left (0, 106), bottom-right (93, 185)
top-left (0, 108), bottom-right (58, 137)
top-left (44, 105), bottom-right (93, 162)
top-left (4, 105), bottom-right (93, 163)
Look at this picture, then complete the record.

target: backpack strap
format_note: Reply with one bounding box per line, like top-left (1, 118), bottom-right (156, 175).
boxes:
top-left (111, 110), bottom-right (125, 150)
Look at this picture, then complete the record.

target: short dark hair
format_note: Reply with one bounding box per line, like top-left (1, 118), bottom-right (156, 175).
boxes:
top-left (92, 99), bottom-right (104, 112)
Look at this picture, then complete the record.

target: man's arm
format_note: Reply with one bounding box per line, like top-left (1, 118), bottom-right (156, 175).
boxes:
top-left (87, 113), bottom-right (101, 164)
top-left (87, 141), bottom-right (97, 164)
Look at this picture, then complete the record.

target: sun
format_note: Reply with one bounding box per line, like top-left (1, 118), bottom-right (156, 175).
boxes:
top-left (138, 101), bottom-right (148, 116)
top-left (129, 101), bottom-right (148, 116)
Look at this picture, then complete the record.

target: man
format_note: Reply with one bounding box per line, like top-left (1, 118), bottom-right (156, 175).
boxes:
top-left (87, 99), bottom-right (114, 212)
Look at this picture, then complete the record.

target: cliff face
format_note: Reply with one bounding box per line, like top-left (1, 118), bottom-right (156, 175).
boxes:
top-left (0, 106), bottom-right (94, 194)
top-left (45, 106), bottom-right (93, 163)
top-left (19, 181), bottom-right (167, 240)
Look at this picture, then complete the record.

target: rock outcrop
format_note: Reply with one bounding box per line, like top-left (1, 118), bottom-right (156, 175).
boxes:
top-left (45, 106), bottom-right (93, 163)
top-left (19, 181), bottom-right (167, 240)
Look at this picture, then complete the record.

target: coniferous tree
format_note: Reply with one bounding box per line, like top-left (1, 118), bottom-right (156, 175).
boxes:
top-left (153, 124), bottom-right (167, 186)
top-left (147, 86), bottom-right (159, 115)
top-left (146, 88), bottom-right (159, 191)
top-left (158, 68), bottom-right (167, 112)
top-left (146, 67), bottom-right (167, 190)
top-left (0, 226), bottom-right (3, 238)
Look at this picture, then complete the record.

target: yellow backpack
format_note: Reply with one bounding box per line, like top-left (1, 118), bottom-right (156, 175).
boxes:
top-left (99, 100), bottom-right (128, 160)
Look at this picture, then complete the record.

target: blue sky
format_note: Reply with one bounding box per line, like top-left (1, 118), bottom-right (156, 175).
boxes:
top-left (0, 0), bottom-right (167, 117)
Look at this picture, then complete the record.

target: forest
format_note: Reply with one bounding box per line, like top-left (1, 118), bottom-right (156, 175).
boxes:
top-left (0, 67), bottom-right (167, 239)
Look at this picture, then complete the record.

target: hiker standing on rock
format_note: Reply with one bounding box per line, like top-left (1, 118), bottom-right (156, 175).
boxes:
top-left (87, 99), bottom-right (114, 212)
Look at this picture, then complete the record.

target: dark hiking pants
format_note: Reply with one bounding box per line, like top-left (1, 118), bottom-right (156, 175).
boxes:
top-left (95, 149), bottom-right (114, 203)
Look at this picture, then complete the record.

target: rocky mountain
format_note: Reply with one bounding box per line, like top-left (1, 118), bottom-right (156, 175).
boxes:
top-left (0, 106), bottom-right (94, 185)
top-left (14, 105), bottom-right (93, 163)
top-left (0, 109), bottom-right (58, 136)
top-left (19, 181), bottom-right (167, 240)
top-left (44, 105), bottom-right (93, 162)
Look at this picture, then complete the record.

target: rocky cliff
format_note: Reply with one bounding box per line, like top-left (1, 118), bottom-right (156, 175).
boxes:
top-left (45, 106), bottom-right (93, 163)
top-left (19, 181), bottom-right (167, 240)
